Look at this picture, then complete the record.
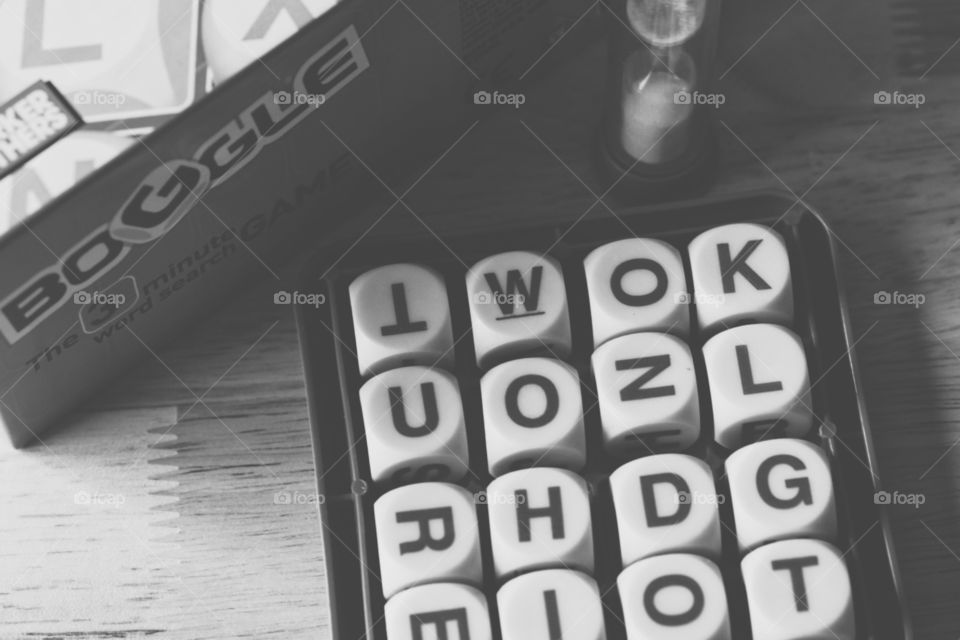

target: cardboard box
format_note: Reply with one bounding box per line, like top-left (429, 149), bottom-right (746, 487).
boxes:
top-left (0, 0), bottom-right (597, 447)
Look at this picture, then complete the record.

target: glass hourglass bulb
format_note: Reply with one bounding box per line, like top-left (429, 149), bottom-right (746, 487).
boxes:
top-left (627, 0), bottom-right (707, 47)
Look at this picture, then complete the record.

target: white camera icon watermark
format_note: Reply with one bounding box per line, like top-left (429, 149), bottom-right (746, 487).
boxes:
top-left (675, 491), bottom-right (726, 506)
top-left (473, 90), bottom-right (526, 109)
top-left (474, 291), bottom-right (526, 305)
top-left (74, 490), bottom-right (126, 508)
top-left (274, 290), bottom-right (326, 307)
top-left (873, 90), bottom-right (925, 108)
top-left (274, 90), bottom-right (326, 108)
top-left (72, 90), bottom-right (127, 107)
top-left (873, 290), bottom-right (925, 308)
top-left (74, 290), bottom-right (126, 307)
top-left (475, 490), bottom-right (526, 505)
top-left (674, 90), bottom-right (726, 108)
top-left (274, 490), bottom-right (325, 505)
top-left (874, 490), bottom-right (925, 509)
top-left (674, 291), bottom-right (725, 307)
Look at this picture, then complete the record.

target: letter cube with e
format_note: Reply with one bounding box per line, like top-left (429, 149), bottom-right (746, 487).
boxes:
top-left (610, 454), bottom-right (722, 565)
top-left (385, 582), bottom-right (493, 640)
top-left (726, 439), bottom-right (837, 551)
top-left (374, 482), bottom-right (482, 598)
top-left (359, 366), bottom-right (470, 484)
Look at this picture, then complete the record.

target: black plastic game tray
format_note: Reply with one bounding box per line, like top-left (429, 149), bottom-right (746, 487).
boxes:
top-left (294, 191), bottom-right (912, 640)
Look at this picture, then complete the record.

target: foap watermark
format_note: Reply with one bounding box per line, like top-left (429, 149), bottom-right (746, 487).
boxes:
top-left (676, 491), bottom-right (726, 506)
top-left (874, 290), bottom-right (925, 308)
top-left (475, 490), bottom-right (526, 506)
top-left (74, 490), bottom-right (126, 508)
top-left (72, 90), bottom-right (127, 107)
top-left (474, 291), bottom-right (526, 306)
top-left (73, 290), bottom-right (126, 307)
top-left (274, 290), bottom-right (326, 307)
top-left (874, 90), bottom-right (925, 109)
top-left (274, 90), bottom-right (326, 108)
top-left (474, 90), bottom-right (526, 109)
top-left (274, 490), bottom-right (325, 505)
top-left (874, 490), bottom-right (925, 509)
top-left (674, 90), bottom-right (725, 108)
top-left (674, 291), bottom-right (726, 307)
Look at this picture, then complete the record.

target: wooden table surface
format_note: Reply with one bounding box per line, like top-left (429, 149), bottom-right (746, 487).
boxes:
top-left (4, 12), bottom-right (960, 640)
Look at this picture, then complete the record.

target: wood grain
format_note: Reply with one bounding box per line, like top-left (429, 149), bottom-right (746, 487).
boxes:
top-left (4, 28), bottom-right (960, 639)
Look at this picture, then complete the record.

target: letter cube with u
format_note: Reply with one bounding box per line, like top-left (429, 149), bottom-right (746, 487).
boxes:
top-left (360, 366), bottom-right (470, 484)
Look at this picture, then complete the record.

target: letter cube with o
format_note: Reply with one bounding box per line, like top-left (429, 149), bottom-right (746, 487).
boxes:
top-left (481, 357), bottom-right (585, 476)
top-left (618, 554), bottom-right (731, 640)
top-left (583, 237), bottom-right (690, 346)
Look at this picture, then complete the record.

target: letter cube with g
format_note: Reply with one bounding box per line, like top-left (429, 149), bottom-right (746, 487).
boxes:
top-left (726, 439), bottom-right (837, 551)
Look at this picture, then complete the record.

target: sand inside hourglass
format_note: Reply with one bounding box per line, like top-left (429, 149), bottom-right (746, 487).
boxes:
top-left (620, 50), bottom-right (695, 164)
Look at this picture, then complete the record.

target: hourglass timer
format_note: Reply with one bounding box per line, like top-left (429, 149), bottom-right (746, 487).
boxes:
top-left (600, 0), bottom-right (721, 201)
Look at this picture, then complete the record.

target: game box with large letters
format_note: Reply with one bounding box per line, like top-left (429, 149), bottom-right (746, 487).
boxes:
top-left (0, 0), bottom-right (596, 447)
